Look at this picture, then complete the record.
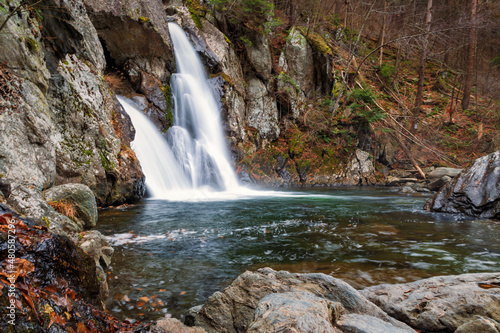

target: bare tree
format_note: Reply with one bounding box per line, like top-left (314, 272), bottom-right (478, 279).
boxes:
top-left (461, 0), bottom-right (477, 111)
top-left (410, 0), bottom-right (433, 133)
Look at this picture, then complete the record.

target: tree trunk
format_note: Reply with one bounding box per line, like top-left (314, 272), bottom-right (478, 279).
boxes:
top-left (410, 0), bottom-right (432, 133)
top-left (462, 0), bottom-right (477, 111)
top-left (378, 0), bottom-right (388, 66)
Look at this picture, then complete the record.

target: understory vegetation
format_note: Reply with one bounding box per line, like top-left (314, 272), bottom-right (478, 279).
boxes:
top-left (205, 0), bottom-right (499, 181)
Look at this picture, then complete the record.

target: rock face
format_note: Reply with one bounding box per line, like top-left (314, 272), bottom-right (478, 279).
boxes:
top-left (193, 268), bottom-right (415, 333)
top-left (425, 151), bottom-right (500, 219)
top-left (362, 272), bottom-right (500, 332)
top-left (0, 0), bottom-right (145, 206)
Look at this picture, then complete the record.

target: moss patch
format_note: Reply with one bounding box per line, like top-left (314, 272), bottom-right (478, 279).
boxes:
top-left (186, 0), bottom-right (206, 29)
top-left (297, 27), bottom-right (332, 56)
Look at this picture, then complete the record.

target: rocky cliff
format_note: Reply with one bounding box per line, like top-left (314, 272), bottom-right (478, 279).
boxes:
top-left (0, 0), bottom-right (146, 208)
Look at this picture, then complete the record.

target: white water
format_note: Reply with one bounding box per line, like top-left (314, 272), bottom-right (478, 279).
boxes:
top-left (117, 23), bottom-right (241, 200)
top-left (118, 24), bottom-right (333, 201)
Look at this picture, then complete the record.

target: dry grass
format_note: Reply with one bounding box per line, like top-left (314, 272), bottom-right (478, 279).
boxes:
top-left (104, 72), bottom-right (129, 93)
top-left (48, 200), bottom-right (78, 220)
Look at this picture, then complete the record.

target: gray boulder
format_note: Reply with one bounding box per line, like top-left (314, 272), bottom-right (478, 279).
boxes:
top-left (77, 230), bottom-right (114, 300)
top-left (193, 268), bottom-right (413, 333)
top-left (44, 183), bottom-right (98, 229)
top-left (247, 291), bottom-right (342, 333)
top-left (337, 314), bottom-right (415, 333)
top-left (361, 272), bottom-right (500, 332)
top-left (0, 179), bottom-right (82, 234)
top-left (427, 167), bottom-right (462, 179)
top-left (425, 151), bottom-right (500, 219)
top-left (455, 316), bottom-right (500, 333)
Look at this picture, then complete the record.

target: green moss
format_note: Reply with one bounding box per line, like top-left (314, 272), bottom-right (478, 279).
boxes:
top-left (187, 0), bottom-right (205, 29)
top-left (297, 27), bottom-right (332, 56)
top-left (25, 38), bottom-right (39, 53)
top-left (160, 84), bottom-right (174, 128)
top-left (277, 72), bottom-right (300, 93)
top-left (42, 216), bottom-right (50, 228)
top-left (98, 150), bottom-right (114, 171)
top-left (138, 16), bottom-right (150, 23)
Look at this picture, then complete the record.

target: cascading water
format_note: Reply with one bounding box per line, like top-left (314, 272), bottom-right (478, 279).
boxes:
top-left (167, 22), bottom-right (239, 191)
top-left (117, 23), bottom-right (240, 200)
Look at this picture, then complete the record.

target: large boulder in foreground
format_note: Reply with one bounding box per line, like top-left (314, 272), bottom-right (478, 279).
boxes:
top-left (361, 272), bottom-right (500, 332)
top-left (192, 268), bottom-right (415, 333)
top-left (425, 151), bottom-right (500, 219)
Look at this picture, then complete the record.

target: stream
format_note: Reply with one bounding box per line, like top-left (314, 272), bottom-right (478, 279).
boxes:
top-left (97, 187), bottom-right (500, 322)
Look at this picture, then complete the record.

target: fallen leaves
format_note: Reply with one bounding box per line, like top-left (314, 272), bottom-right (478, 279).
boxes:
top-left (478, 282), bottom-right (500, 289)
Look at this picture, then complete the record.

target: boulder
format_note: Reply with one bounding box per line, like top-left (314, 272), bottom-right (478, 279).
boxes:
top-left (44, 183), bottom-right (98, 229)
top-left (0, 179), bottom-right (83, 234)
top-left (76, 230), bottom-right (114, 299)
top-left (153, 318), bottom-right (206, 333)
top-left (337, 314), bottom-right (415, 333)
top-left (343, 149), bottom-right (376, 185)
top-left (193, 268), bottom-right (413, 333)
top-left (361, 272), bottom-right (500, 332)
top-left (244, 33), bottom-right (272, 81)
top-left (427, 167), bottom-right (462, 179)
top-left (425, 151), bottom-right (500, 219)
top-left (247, 291), bottom-right (342, 333)
top-left (455, 316), bottom-right (500, 333)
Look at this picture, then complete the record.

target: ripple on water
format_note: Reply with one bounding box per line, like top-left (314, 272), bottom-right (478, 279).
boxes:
top-left (97, 188), bottom-right (500, 322)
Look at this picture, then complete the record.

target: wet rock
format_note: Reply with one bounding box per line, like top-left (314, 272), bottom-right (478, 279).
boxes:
top-left (193, 268), bottom-right (412, 333)
top-left (247, 291), bottom-right (341, 333)
top-left (154, 318), bottom-right (206, 333)
top-left (426, 175), bottom-right (452, 191)
top-left (44, 183), bottom-right (98, 229)
top-left (361, 272), bottom-right (500, 332)
top-left (425, 151), bottom-right (500, 219)
top-left (0, 212), bottom-right (150, 332)
top-left (386, 177), bottom-right (419, 186)
top-left (455, 316), bottom-right (500, 333)
top-left (0, 0), bottom-right (145, 206)
top-left (77, 230), bottom-right (114, 299)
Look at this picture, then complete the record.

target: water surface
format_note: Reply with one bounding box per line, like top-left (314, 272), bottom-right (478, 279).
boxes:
top-left (97, 187), bottom-right (500, 322)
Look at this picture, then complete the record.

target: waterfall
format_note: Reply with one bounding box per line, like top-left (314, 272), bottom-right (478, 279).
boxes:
top-left (117, 23), bottom-right (240, 200)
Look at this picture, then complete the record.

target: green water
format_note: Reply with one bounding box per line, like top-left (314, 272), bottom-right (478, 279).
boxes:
top-left (97, 187), bottom-right (500, 322)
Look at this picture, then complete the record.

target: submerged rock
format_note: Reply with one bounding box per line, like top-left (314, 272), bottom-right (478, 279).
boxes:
top-left (362, 272), bottom-right (500, 332)
top-left (425, 151), bottom-right (500, 219)
top-left (192, 268), bottom-right (414, 333)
